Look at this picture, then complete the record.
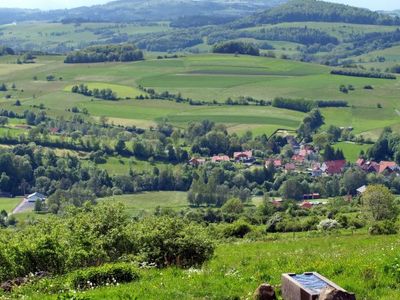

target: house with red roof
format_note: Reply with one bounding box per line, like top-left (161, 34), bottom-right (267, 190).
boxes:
top-left (322, 160), bottom-right (346, 175)
top-left (300, 201), bottom-right (313, 209)
top-left (285, 163), bottom-right (296, 172)
top-left (233, 150), bottom-right (252, 161)
top-left (233, 150), bottom-right (255, 164)
top-left (211, 155), bottom-right (230, 163)
top-left (356, 158), bottom-right (365, 167)
top-left (378, 161), bottom-right (398, 174)
top-left (189, 158), bottom-right (206, 167)
top-left (292, 154), bottom-right (305, 165)
top-left (50, 127), bottom-right (60, 134)
top-left (265, 159), bottom-right (282, 168)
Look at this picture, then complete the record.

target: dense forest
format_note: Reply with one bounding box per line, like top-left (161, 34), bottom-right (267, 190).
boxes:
top-left (64, 44), bottom-right (143, 64)
top-left (208, 27), bottom-right (338, 46)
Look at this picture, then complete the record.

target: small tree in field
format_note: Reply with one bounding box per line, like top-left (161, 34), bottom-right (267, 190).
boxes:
top-left (0, 117), bottom-right (8, 127)
top-left (362, 185), bottom-right (398, 221)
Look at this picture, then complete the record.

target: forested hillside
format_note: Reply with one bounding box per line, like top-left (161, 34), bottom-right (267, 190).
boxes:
top-left (232, 0), bottom-right (400, 28)
top-left (0, 0), bottom-right (287, 25)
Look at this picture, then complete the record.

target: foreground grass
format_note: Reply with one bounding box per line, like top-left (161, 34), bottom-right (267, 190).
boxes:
top-left (23, 232), bottom-right (400, 299)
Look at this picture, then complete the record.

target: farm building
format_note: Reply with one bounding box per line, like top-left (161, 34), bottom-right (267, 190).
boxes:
top-left (25, 192), bottom-right (46, 203)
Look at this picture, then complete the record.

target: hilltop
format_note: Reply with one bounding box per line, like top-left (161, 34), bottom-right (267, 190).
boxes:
top-left (0, 0), bottom-right (287, 24)
top-left (232, 0), bottom-right (400, 28)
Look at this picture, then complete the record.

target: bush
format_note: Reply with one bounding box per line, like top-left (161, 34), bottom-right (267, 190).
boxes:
top-left (369, 220), bottom-right (398, 235)
top-left (223, 220), bottom-right (252, 238)
top-left (69, 263), bottom-right (139, 290)
top-left (128, 216), bottom-right (215, 268)
top-left (317, 219), bottom-right (341, 231)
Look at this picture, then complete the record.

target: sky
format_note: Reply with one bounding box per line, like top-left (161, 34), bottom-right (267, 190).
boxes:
top-left (0, 0), bottom-right (398, 11)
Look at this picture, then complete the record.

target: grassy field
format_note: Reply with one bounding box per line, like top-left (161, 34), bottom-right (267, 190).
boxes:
top-left (25, 232), bottom-right (400, 299)
top-left (0, 197), bottom-right (21, 213)
top-left (0, 22), bottom-right (169, 52)
top-left (99, 191), bottom-right (188, 215)
top-left (1, 53), bottom-right (400, 138)
top-left (88, 156), bottom-right (177, 175)
top-left (334, 141), bottom-right (373, 162)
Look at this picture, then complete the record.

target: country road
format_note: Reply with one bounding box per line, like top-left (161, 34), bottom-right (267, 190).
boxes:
top-left (12, 198), bottom-right (34, 214)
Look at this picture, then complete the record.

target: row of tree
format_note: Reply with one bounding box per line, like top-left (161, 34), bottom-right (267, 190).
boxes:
top-left (212, 41), bottom-right (260, 56)
top-left (272, 98), bottom-right (348, 112)
top-left (71, 84), bottom-right (118, 101)
top-left (64, 44), bottom-right (143, 64)
top-left (331, 70), bottom-right (397, 80)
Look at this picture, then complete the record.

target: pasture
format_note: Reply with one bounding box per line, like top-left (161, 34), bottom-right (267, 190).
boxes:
top-left (0, 197), bottom-right (21, 213)
top-left (99, 191), bottom-right (188, 215)
top-left (1, 53), bottom-right (400, 138)
top-left (333, 142), bottom-right (372, 162)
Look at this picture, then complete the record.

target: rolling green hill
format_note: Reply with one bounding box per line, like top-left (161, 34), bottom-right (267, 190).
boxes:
top-left (1, 53), bottom-right (399, 138)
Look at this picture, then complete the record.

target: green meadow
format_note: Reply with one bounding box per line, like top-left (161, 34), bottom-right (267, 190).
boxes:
top-left (334, 142), bottom-right (373, 162)
top-left (64, 82), bottom-right (145, 99)
top-left (99, 191), bottom-right (188, 215)
top-left (0, 197), bottom-right (21, 213)
top-left (1, 53), bottom-right (400, 138)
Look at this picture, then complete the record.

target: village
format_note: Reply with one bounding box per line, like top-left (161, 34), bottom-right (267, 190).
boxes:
top-left (189, 135), bottom-right (400, 209)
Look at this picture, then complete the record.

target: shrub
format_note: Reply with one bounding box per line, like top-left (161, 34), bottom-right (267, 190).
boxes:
top-left (221, 198), bottom-right (244, 214)
top-left (223, 220), bottom-right (252, 238)
top-left (317, 219), bottom-right (341, 231)
top-left (369, 220), bottom-right (398, 235)
top-left (128, 216), bottom-right (215, 268)
top-left (69, 263), bottom-right (139, 290)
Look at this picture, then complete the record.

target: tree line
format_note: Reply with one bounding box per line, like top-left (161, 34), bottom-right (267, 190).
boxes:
top-left (64, 44), bottom-right (143, 64)
top-left (212, 41), bottom-right (260, 56)
top-left (71, 84), bottom-right (118, 101)
top-left (272, 97), bottom-right (348, 112)
top-left (331, 69), bottom-right (396, 80)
